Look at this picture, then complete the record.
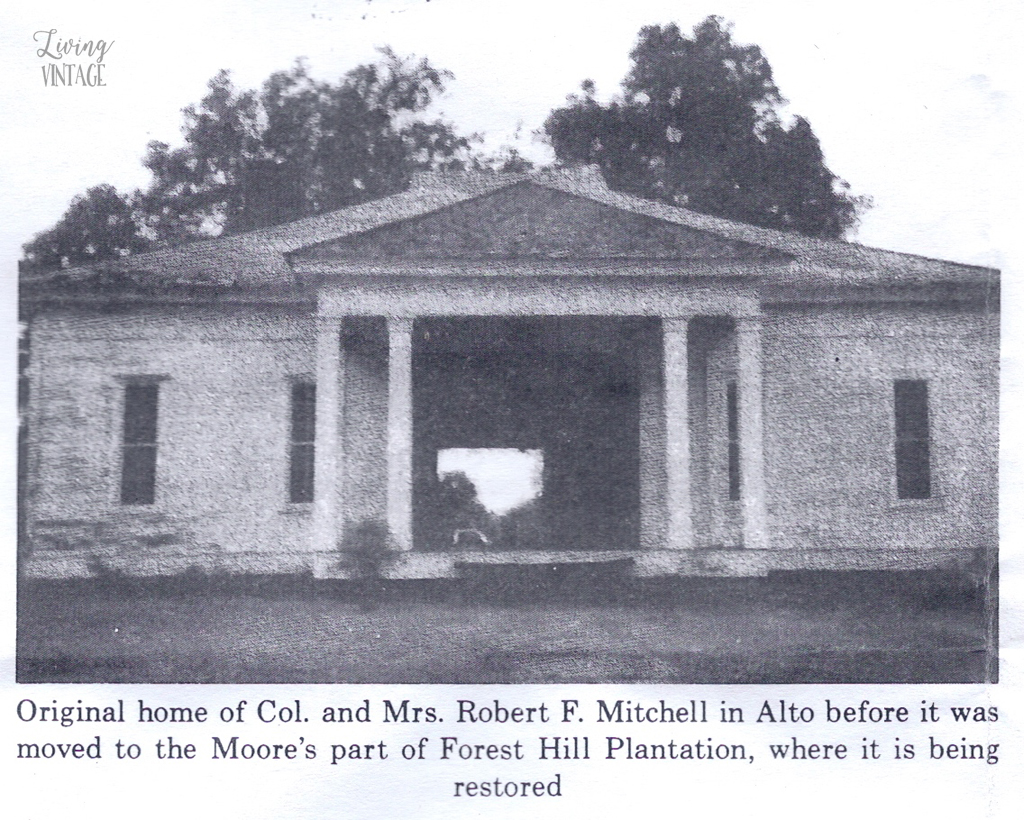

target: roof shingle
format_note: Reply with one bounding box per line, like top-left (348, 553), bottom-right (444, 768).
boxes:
top-left (21, 166), bottom-right (997, 296)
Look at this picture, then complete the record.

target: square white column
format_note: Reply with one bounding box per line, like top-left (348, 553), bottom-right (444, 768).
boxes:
top-left (386, 317), bottom-right (414, 551)
top-left (313, 317), bottom-right (344, 553)
top-left (638, 330), bottom-right (666, 550)
top-left (664, 317), bottom-right (694, 550)
top-left (736, 316), bottom-right (768, 549)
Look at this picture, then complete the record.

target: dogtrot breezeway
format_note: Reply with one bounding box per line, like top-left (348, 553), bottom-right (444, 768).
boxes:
top-left (308, 303), bottom-right (769, 579)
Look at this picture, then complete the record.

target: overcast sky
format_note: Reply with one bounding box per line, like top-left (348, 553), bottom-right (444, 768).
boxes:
top-left (1, 0), bottom-right (1019, 276)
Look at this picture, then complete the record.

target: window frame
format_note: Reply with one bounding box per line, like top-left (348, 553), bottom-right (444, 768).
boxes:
top-left (287, 378), bottom-right (317, 505)
top-left (116, 376), bottom-right (168, 506)
top-left (893, 378), bottom-right (933, 501)
top-left (726, 379), bottom-right (741, 501)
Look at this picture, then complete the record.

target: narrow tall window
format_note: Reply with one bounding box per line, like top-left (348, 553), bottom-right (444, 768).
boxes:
top-left (726, 380), bottom-right (741, 501)
top-left (121, 382), bottom-right (160, 505)
top-left (289, 382), bottom-right (316, 503)
top-left (895, 379), bottom-right (931, 499)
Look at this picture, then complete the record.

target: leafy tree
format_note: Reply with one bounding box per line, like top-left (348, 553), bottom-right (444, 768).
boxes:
top-left (473, 145), bottom-right (535, 173)
top-left (758, 115), bottom-right (857, 239)
top-left (138, 69), bottom-right (264, 243)
top-left (20, 184), bottom-right (151, 272)
top-left (544, 16), bottom-right (863, 238)
top-left (139, 49), bottom-right (471, 239)
top-left (23, 49), bottom-right (472, 271)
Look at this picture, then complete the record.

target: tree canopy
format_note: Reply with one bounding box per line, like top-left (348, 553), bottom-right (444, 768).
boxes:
top-left (22, 24), bottom-right (868, 274)
top-left (22, 49), bottom-right (471, 271)
top-left (544, 17), bottom-right (863, 238)
top-left (21, 184), bottom-right (153, 273)
top-left (140, 50), bottom-right (471, 241)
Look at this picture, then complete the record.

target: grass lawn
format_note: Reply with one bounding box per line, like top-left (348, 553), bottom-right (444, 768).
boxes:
top-left (17, 568), bottom-right (995, 684)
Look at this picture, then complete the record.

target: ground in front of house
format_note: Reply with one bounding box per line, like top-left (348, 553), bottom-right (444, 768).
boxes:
top-left (16, 568), bottom-right (995, 684)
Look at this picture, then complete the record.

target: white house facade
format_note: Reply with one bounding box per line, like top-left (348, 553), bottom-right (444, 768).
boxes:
top-left (19, 168), bottom-right (999, 581)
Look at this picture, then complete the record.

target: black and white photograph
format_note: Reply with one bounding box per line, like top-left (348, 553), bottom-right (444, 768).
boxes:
top-left (2, 0), bottom-right (1019, 817)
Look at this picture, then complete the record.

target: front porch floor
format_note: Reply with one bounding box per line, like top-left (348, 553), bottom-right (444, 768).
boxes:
top-left (21, 542), bottom-right (985, 581)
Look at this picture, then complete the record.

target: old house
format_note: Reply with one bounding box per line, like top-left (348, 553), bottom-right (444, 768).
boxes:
top-left (18, 167), bottom-right (999, 580)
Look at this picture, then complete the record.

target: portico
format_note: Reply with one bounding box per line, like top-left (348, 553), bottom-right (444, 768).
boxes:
top-left (308, 272), bottom-right (768, 570)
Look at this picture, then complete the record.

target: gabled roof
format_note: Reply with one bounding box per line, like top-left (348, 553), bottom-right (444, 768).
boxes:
top-left (21, 166), bottom-right (997, 298)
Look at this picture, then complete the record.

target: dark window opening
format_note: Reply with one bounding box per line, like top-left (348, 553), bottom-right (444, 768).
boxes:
top-left (727, 380), bottom-right (741, 501)
top-left (895, 379), bottom-right (931, 499)
top-left (289, 382), bottom-right (316, 503)
top-left (120, 382), bottom-right (160, 505)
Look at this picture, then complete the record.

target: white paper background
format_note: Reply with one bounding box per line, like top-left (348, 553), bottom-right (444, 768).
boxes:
top-left (2, 1), bottom-right (1021, 817)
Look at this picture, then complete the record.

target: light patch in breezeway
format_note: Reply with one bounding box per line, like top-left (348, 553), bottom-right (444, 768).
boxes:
top-left (437, 448), bottom-right (544, 515)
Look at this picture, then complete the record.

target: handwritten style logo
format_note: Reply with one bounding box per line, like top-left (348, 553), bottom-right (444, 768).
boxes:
top-left (34, 29), bottom-right (113, 87)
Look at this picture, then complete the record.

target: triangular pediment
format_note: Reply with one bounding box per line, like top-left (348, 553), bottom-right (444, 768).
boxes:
top-left (290, 182), bottom-right (788, 264)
